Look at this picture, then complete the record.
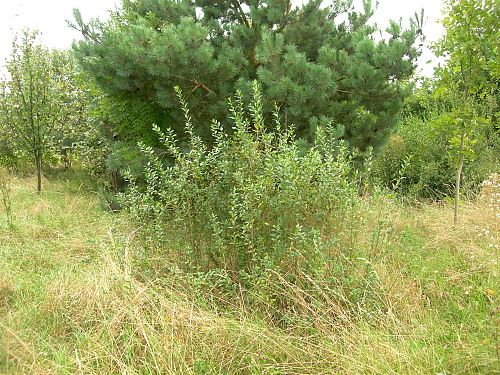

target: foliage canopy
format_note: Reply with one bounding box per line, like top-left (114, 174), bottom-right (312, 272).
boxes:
top-left (71, 0), bottom-right (423, 152)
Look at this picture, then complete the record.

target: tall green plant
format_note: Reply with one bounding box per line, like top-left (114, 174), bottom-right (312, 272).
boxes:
top-left (433, 0), bottom-right (499, 224)
top-left (0, 31), bottom-right (85, 192)
top-left (71, 0), bottom-right (423, 155)
top-left (123, 82), bottom-right (359, 278)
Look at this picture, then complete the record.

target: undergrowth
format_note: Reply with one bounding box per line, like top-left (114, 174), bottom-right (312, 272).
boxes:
top-left (123, 83), bottom-right (357, 272)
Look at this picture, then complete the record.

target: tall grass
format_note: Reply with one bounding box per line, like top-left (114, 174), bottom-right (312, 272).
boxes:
top-left (0, 169), bottom-right (499, 374)
top-left (0, 168), bottom-right (13, 228)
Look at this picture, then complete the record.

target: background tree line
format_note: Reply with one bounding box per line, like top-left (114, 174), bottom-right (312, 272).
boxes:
top-left (0, 0), bottom-right (497, 206)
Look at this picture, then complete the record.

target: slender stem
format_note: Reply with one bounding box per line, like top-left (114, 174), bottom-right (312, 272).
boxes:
top-left (454, 132), bottom-right (465, 225)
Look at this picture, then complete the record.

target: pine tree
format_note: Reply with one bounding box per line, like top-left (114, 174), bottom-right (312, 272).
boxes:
top-left (70, 0), bottom-right (423, 152)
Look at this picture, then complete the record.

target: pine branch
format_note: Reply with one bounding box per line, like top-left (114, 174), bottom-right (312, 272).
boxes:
top-left (171, 74), bottom-right (214, 94)
top-left (230, 0), bottom-right (250, 28)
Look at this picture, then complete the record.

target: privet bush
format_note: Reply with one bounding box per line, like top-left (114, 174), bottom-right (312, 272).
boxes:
top-left (123, 83), bottom-right (361, 280)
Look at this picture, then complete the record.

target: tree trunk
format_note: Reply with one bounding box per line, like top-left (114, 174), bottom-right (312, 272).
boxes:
top-left (454, 132), bottom-right (465, 225)
top-left (35, 150), bottom-right (43, 193)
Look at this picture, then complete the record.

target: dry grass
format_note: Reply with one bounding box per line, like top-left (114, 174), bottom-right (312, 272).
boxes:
top-left (0, 171), bottom-right (498, 374)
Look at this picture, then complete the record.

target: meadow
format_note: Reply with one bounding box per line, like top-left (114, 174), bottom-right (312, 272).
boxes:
top-left (0, 169), bottom-right (498, 374)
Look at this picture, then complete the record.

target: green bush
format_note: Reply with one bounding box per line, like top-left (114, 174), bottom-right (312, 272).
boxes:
top-left (124, 83), bottom-right (360, 275)
top-left (120, 83), bottom-right (389, 319)
top-left (121, 83), bottom-right (384, 316)
top-left (374, 113), bottom-right (499, 200)
top-left (0, 135), bottom-right (33, 174)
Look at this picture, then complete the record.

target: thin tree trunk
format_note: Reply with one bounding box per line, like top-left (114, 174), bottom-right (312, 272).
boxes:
top-left (35, 150), bottom-right (42, 193)
top-left (454, 132), bottom-right (465, 225)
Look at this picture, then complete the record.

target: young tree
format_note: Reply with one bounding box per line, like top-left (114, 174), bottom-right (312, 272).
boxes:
top-left (433, 0), bottom-right (499, 224)
top-left (0, 31), bottom-right (82, 192)
top-left (70, 0), bottom-right (423, 154)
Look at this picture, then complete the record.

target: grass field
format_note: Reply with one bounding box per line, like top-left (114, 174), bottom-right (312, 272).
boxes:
top-left (0, 170), bottom-right (498, 374)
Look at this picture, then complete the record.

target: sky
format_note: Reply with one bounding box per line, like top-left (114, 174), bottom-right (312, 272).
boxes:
top-left (0, 0), bottom-right (445, 77)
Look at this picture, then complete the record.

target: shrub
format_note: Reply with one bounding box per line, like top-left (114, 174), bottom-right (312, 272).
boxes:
top-left (374, 113), bottom-right (499, 200)
top-left (122, 83), bottom-right (362, 283)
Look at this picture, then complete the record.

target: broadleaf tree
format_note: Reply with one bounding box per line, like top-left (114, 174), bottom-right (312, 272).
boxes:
top-left (70, 0), bottom-right (423, 158)
top-left (433, 0), bottom-right (499, 224)
top-left (0, 30), bottom-right (84, 192)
